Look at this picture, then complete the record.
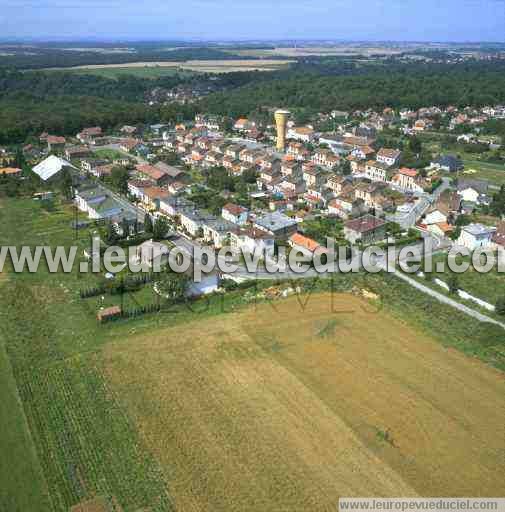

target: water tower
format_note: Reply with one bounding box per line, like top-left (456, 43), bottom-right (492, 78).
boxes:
top-left (274, 109), bottom-right (290, 151)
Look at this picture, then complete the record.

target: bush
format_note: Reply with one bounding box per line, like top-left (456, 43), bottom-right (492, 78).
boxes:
top-left (495, 296), bottom-right (505, 316)
top-left (447, 274), bottom-right (459, 294)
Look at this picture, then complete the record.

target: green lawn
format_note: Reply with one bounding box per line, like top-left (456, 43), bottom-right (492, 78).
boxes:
top-left (93, 148), bottom-right (127, 161)
top-left (427, 252), bottom-right (505, 305)
top-left (460, 158), bottom-right (505, 186)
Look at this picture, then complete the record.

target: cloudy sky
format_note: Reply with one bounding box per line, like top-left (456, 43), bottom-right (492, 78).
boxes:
top-left (0, 0), bottom-right (504, 42)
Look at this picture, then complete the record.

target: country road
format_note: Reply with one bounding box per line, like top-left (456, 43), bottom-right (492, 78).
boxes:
top-left (393, 270), bottom-right (505, 328)
top-left (87, 166), bottom-right (505, 330)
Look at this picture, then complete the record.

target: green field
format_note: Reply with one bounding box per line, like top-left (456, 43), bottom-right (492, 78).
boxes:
top-left (460, 158), bottom-right (505, 186)
top-left (421, 135), bottom-right (505, 186)
top-left (0, 340), bottom-right (51, 512)
top-left (422, 252), bottom-right (505, 306)
top-left (50, 66), bottom-right (196, 80)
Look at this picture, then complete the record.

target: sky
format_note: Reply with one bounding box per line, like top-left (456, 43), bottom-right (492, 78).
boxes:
top-left (0, 0), bottom-right (504, 42)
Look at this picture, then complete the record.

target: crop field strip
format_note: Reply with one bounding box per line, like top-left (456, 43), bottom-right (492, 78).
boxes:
top-left (17, 355), bottom-right (175, 511)
top-left (0, 199), bottom-right (176, 511)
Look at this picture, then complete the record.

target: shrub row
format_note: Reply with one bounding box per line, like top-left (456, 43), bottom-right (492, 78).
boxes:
top-left (80, 273), bottom-right (154, 298)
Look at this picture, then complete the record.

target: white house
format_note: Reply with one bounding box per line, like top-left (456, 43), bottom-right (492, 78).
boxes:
top-left (376, 148), bottom-right (401, 167)
top-left (457, 224), bottom-right (496, 250)
top-left (229, 227), bottom-right (275, 255)
top-left (424, 209), bottom-right (448, 226)
top-left (222, 203), bottom-right (248, 225)
top-left (33, 155), bottom-right (76, 181)
top-left (287, 127), bottom-right (316, 143)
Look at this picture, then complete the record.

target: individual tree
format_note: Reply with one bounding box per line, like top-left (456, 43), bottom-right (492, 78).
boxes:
top-left (106, 223), bottom-right (120, 244)
top-left (447, 274), bottom-right (459, 295)
top-left (13, 147), bottom-right (25, 168)
top-left (490, 185), bottom-right (505, 217)
top-left (110, 166), bottom-right (129, 195)
top-left (495, 296), bottom-right (505, 316)
top-left (455, 214), bottom-right (471, 227)
top-left (153, 217), bottom-right (169, 241)
top-left (449, 226), bottom-right (461, 241)
top-left (408, 136), bottom-right (422, 155)
top-left (340, 159), bottom-right (352, 176)
top-left (156, 270), bottom-right (190, 302)
top-left (59, 168), bottom-right (74, 200)
top-left (144, 214), bottom-right (153, 234)
top-left (120, 218), bottom-right (130, 238)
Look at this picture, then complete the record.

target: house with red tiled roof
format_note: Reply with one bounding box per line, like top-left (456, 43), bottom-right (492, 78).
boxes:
top-left (392, 168), bottom-right (427, 193)
top-left (287, 126), bottom-right (316, 143)
top-left (289, 232), bottom-right (329, 257)
top-left (77, 127), bottom-right (102, 143)
top-left (222, 203), bottom-right (248, 225)
top-left (0, 167), bottom-right (22, 177)
top-left (47, 135), bottom-right (66, 152)
top-left (136, 164), bottom-right (171, 187)
top-left (428, 222), bottom-right (454, 238)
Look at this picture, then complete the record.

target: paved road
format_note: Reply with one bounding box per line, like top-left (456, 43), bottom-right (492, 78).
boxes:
top-left (89, 165), bottom-right (502, 329)
top-left (171, 232), bottom-right (505, 329)
top-left (392, 269), bottom-right (505, 329)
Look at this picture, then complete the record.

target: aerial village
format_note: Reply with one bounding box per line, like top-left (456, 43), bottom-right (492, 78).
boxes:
top-left (2, 103), bottom-right (505, 286)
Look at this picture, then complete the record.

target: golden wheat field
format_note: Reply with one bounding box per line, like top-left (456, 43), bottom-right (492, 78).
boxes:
top-left (102, 293), bottom-right (505, 511)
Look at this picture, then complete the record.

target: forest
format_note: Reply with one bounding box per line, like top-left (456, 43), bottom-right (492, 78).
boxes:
top-left (2, 59), bottom-right (505, 144)
top-left (201, 65), bottom-right (505, 117)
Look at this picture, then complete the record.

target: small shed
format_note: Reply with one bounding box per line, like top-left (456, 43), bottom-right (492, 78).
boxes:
top-left (97, 306), bottom-right (122, 323)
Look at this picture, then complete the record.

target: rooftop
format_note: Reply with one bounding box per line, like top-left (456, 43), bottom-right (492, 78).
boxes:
top-left (255, 211), bottom-right (298, 232)
top-left (344, 214), bottom-right (386, 234)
